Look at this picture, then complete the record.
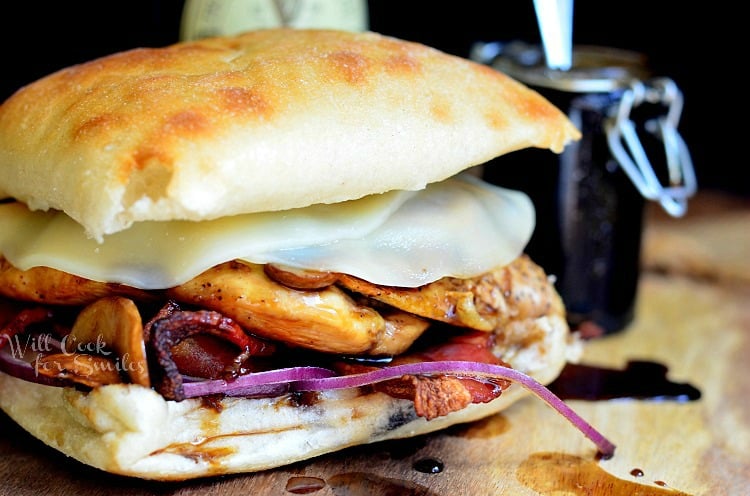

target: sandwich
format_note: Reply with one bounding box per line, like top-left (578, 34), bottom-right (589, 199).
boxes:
top-left (0, 28), bottom-right (613, 480)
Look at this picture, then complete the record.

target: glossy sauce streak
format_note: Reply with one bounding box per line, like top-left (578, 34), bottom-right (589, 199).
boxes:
top-left (517, 452), bottom-right (693, 496)
top-left (412, 457), bottom-right (444, 474)
top-left (327, 472), bottom-right (439, 496)
top-left (548, 360), bottom-right (701, 401)
top-left (151, 439), bottom-right (236, 466)
top-left (285, 476), bottom-right (327, 494)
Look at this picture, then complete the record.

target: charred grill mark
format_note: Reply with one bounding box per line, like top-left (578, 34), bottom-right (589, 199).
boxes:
top-left (383, 405), bottom-right (418, 433)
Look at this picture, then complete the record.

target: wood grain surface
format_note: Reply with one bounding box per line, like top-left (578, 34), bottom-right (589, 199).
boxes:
top-left (1, 190), bottom-right (749, 495)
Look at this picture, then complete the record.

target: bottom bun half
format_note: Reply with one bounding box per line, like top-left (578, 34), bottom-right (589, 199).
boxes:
top-left (0, 314), bottom-right (574, 481)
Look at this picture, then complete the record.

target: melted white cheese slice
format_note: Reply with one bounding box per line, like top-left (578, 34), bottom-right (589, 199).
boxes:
top-left (0, 174), bottom-right (534, 289)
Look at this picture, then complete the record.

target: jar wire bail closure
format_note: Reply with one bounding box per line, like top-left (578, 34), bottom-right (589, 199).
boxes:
top-left (606, 78), bottom-right (696, 217)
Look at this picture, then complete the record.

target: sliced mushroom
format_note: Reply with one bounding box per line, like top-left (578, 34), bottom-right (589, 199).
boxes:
top-left (170, 261), bottom-right (433, 356)
top-left (67, 296), bottom-right (150, 387)
top-left (168, 261), bottom-right (386, 354)
top-left (36, 353), bottom-right (123, 388)
top-left (264, 264), bottom-right (339, 290)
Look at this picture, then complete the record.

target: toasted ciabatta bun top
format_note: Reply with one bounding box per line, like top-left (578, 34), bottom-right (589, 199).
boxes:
top-left (0, 28), bottom-right (579, 240)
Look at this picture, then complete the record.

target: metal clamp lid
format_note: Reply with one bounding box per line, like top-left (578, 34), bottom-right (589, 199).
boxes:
top-left (471, 40), bottom-right (696, 217)
top-left (470, 41), bottom-right (650, 93)
top-left (605, 78), bottom-right (696, 217)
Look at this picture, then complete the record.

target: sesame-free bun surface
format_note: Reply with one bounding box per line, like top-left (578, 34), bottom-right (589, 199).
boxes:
top-left (0, 29), bottom-right (579, 240)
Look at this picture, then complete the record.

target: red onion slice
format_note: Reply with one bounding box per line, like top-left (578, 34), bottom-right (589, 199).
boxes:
top-left (0, 343), bottom-right (69, 387)
top-left (181, 366), bottom-right (337, 398)
top-left (181, 360), bottom-right (615, 457)
top-left (0, 335), bottom-right (615, 458)
top-left (295, 360), bottom-right (615, 457)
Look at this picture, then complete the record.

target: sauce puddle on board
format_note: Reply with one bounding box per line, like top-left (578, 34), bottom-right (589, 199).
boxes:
top-left (547, 360), bottom-right (701, 401)
top-left (285, 476), bottom-right (327, 494)
top-left (412, 457), bottom-right (444, 474)
top-left (285, 360), bottom-right (701, 494)
top-left (517, 452), bottom-right (693, 496)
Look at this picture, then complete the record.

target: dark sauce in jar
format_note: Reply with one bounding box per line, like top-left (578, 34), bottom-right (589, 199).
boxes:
top-left (477, 43), bottom-right (662, 334)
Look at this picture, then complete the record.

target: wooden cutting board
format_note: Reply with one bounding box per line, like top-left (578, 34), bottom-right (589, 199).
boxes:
top-left (1, 192), bottom-right (749, 495)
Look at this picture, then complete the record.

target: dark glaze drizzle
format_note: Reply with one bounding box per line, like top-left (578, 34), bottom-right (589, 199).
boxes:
top-left (547, 360), bottom-right (701, 401)
top-left (289, 359), bottom-right (701, 494)
top-left (285, 476), bottom-right (326, 494)
top-left (412, 457), bottom-right (444, 474)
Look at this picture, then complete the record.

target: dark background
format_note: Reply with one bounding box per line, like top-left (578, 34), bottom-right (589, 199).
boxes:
top-left (0, 1), bottom-right (743, 196)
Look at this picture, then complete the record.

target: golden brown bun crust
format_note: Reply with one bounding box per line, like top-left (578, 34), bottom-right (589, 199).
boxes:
top-left (0, 313), bottom-right (575, 481)
top-left (0, 29), bottom-right (579, 240)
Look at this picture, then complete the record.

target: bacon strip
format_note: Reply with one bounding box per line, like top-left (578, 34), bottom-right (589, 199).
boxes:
top-left (336, 330), bottom-right (511, 419)
top-left (147, 306), bottom-right (276, 401)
